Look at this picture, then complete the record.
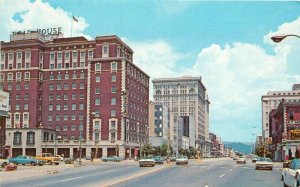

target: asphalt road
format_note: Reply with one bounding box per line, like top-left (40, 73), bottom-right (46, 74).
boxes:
top-left (113, 158), bottom-right (282, 187)
top-left (1, 158), bottom-right (282, 187)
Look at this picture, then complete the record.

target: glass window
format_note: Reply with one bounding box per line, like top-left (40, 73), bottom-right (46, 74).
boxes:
top-left (24, 83), bottom-right (29, 90)
top-left (50, 74), bottom-right (54, 80)
top-left (72, 83), bottom-right (76, 89)
top-left (73, 51), bottom-right (78, 59)
top-left (49, 104), bottom-right (53, 111)
top-left (64, 104), bottom-right (68, 110)
top-left (56, 115), bottom-right (60, 121)
top-left (95, 99), bottom-right (100, 105)
top-left (111, 62), bottom-right (117, 71)
top-left (111, 121), bottom-right (116, 129)
top-left (48, 115), bottom-right (53, 121)
top-left (79, 104), bottom-right (84, 110)
top-left (111, 75), bottom-right (117, 82)
top-left (80, 83), bottom-right (84, 89)
top-left (80, 51), bottom-right (85, 59)
top-left (80, 94), bottom-right (84, 99)
top-left (16, 84), bottom-right (21, 90)
top-left (95, 88), bottom-right (100, 94)
top-left (57, 74), bottom-right (62, 80)
top-left (65, 74), bottom-right (69, 79)
top-left (80, 72), bottom-right (84, 78)
top-left (63, 125), bottom-right (68, 131)
top-left (24, 104), bottom-right (28, 110)
top-left (95, 63), bottom-right (101, 71)
top-left (49, 84), bottom-right (54, 90)
top-left (24, 93), bottom-right (29, 100)
top-left (72, 73), bottom-right (77, 79)
top-left (56, 105), bottom-right (61, 111)
top-left (111, 109), bottom-right (116, 117)
top-left (72, 94), bottom-right (76, 100)
top-left (65, 52), bottom-right (70, 60)
top-left (50, 53), bottom-right (55, 61)
top-left (71, 125), bottom-right (76, 131)
top-left (95, 121), bottom-right (100, 129)
top-left (64, 83), bottom-right (69, 90)
top-left (111, 98), bottom-right (116, 105)
top-left (64, 94), bottom-right (68, 100)
top-left (71, 114), bottom-right (76, 120)
top-left (56, 84), bottom-right (61, 90)
top-left (96, 76), bottom-right (101, 82)
top-left (56, 125), bottom-right (60, 131)
top-left (88, 50), bottom-right (93, 59)
top-left (57, 52), bottom-right (62, 60)
top-left (57, 94), bottom-right (61, 100)
top-left (72, 104), bottom-right (76, 110)
top-left (111, 86), bottom-right (117, 93)
top-left (15, 104), bottom-right (20, 110)
top-left (64, 114), bottom-right (68, 121)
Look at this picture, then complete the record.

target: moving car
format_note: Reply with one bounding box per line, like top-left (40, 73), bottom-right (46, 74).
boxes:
top-left (101, 156), bottom-right (123, 162)
top-left (176, 156), bottom-right (188, 165)
top-left (255, 157), bottom-right (273, 170)
top-left (170, 156), bottom-right (177, 162)
top-left (9, 155), bottom-right (43, 166)
top-left (237, 156), bottom-right (246, 164)
top-left (153, 156), bottom-right (164, 164)
top-left (139, 156), bottom-right (155, 167)
top-left (282, 159), bottom-right (300, 187)
top-left (35, 153), bottom-right (60, 165)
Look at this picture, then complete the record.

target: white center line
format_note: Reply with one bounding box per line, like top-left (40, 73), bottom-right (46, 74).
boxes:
top-left (204, 185), bottom-right (209, 187)
top-left (58, 176), bottom-right (82, 183)
top-left (229, 169), bottom-right (232, 171)
top-left (219, 174), bottom-right (226, 178)
top-left (104, 170), bottom-right (116, 173)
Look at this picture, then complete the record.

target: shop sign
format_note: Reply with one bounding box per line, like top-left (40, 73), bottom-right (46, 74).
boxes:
top-left (291, 130), bottom-right (300, 140)
top-left (0, 91), bottom-right (9, 112)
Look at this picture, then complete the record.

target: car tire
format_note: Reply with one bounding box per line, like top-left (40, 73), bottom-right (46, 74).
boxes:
top-left (55, 163), bottom-right (59, 165)
top-left (139, 165), bottom-right (143, 167)
top-left (14, 162), bottom-right (18, 165)
top-left (1, 162), bottom-right (8, 168)
top-left (47, 160), bottom-right (52, 165)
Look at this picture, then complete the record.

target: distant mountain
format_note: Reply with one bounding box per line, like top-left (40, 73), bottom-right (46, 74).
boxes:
top-left (223, 142), bottom-right (252, 155)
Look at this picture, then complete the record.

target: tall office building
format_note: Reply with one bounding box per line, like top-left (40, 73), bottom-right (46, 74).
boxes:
top-left (152, 76), bottom-right (209, 153)
top-left (0, 30), bottom-right (149, 158)
top-left (261, 85), bottom-right (300, 142)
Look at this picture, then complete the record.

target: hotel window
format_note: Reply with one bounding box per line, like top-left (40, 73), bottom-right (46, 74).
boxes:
top-left (71, 125), bottom-right (76, 131)
top-left (24, 104), bottom-right (28, 110)
top-left (0, 53), bottom-right (4, 61)
top-left (8, 63), bottom-right (13, 69)
top-left (111, 120), bottom-right (116, 129)
top-left (50, 53), bottom-right (55, 61)
top-left (64, 94), bottom-right (68, 100)
top-left (57, 52), bottom-right (62, 61)
top-left (72, 73), bottom-right (77, 79)
top-left (56, 104), bottom-right (61, 111)
top-left (96, 76), bottom-right (101, 82)
top-left (25, 72), bottom-right (30, 80)
top-left (117, 46), bottom-right (120, 57)
top-left (50, 63), bottom-right (55, 69)
top-left (72, 104), bottom-right (76, 110)
top-left (17, 62), bottom-right (22, 69)
top-left (24, 93), bottom-right (29, 100)
top-left (56, 125), bottom-right (60, 131)
top-left (80, 51), bottom-right (85, 59)
top-left (72, 94), bottom-right (76, 100)
top-left (95, 133), bottom-right (99, 141)
top-left (15, 104), bottom-right (20, 111)
top-left (102, 44), bottom-right (109, 58)
top-left (72, 83), bottom-right (76, 89)
top-left (16, 83), bottom-right (20, 90)
top-left (56, 84), bottom-right (61, 90)
top-left (0, 64), bottom-right (4, 70)
top-left (48, 115), bottom-right (53, 121)
top-left (8, 84), bottom-right (12, 90)
top-left (111, 62), bottom-right (117, 71)
top-left (111, 75), bottom-right (116, 82)
top-left (23, 113), bottom-right (29, 121)
top-left (95, 99), bottom-right (100, 105)
top-left (56, 115), bottom-right (60, 121)
top-left (64, 104), bottom-right (68, 110)
top-left (14, 113), bottom-right (20, 121)
top-left (111, 98), bottom-right (116, 105)
top-left (57, 63), bottom-right (62, 69)
top-left (17, 52), bottom-right (22, 60)
top-left (0, 73), bottom-right (4, 82)
top-left (64, 83), bottom-right (69, 90)
top-left (79, 83), bottom-right (84, 89)
top-left (65, 73), bottom-right (69, 79)
top-left (80, 94), bottom-right (84, 99)
top-left (88, 50), bottom-right (93, 59)
top-left (13, 132), bottom-right (22, 145)
top-left (57, 74), bottom-right (62, 80)
top-left (24, 83), bottom-right (29, 90)
top-left (8, 53), bottom-right (13, 61)
top-left (50, 74), bottom-right (54, 80)
top-left (65, 62), bottom-right (69, 68)
top-left (63, 125), bottom-right (68, 131)
top-left (16, 72), bottom-right (21, 81)
top-left (95, 121), bottom-right (100, 129)
top-left (49, 104), bottom-right (53, 111)
top-left (71, 114), bottom-right (76, 120)
top-left (16, 94), bottom-right (20, 100)
top-left (25, 51), bottom-right (31, 59)
top-left (111, 86), bottom-right (117, 93)
top-left (8, 73), bottom-right (13, 81)
top-left (95, 88), bottom-right (100, 94)
top-left (73, 51), bottom-right (78, 60)
top-left (80, 72), bottom-right (84, 78)
top-left (64, 114), bottom-right (68, 121)
top-left (79, 104), bottom-right (84, 110)
top-left (95, 63), bottom-right (101, 71)
top-left (110, 132), bottom-right (116, 141)
top-left (111, 109), bottom-right (116, 117)
top-left (56, 94), bottom-right (61, 100)
top-left (27, 132), bottom-right (35, 144)
top-left (0, 83), bottom-right (3, 90)
top-left (65, 52), bottom-right (70, 60)
top-left (72, 62), bottom-right (77, 68)
top-left (80, 61), bottom-right (85, 67)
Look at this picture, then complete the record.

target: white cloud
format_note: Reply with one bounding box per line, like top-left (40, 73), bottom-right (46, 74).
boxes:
top-left (0, 0), bottom-right (90, 41)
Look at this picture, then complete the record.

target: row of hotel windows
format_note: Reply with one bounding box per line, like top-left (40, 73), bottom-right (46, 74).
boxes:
top-left (49, 72), bottom-right (85, 80)
top-left (13, 132), bottom-right (35, 145)
top-left (48, 110), bottom-right (117, 122)
top-left (126, 64), bottom-right (149, 86)
top-left (1, 51), bottom-right (31, 62)
top-left (0, 72), bottom-right (30, 82)
top-left (49, 82), bottom-right (85, 90)
top-left (0, 62), bottom-right (31, 70)
top-left (49, 50), bottom-right (93, 61)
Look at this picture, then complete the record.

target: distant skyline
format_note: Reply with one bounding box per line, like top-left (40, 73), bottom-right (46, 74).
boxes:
top-left (1, 0), bottom-right (300, 142)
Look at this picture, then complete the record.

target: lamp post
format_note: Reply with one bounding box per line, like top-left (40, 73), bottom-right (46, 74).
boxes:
top-left (79, 117), bottom-right (83, 165)
top-left (271, 34), bottom-right (300, 43)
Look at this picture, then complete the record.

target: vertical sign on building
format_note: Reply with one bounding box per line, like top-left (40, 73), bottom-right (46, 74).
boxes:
top-left (0, 90), bottom-right (9, 115)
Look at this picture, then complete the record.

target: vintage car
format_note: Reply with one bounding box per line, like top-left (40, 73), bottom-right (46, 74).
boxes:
top-left (153, 156), bottom-right (164, 164)
top-left (255, 157), bottom-right (273, 170)
top-left (139, 156), bottom-right (155, 167)
top-left (282, 159), bottom-right (300, 187)
top-left (9, 155), bottom-right (43, 166)
top-left (176, 156), bottom-right (188, 165)
top-left (0, 159), bottom-right (9, 167)
top-left (237, 156), bottom-right (246, 164)
top-left (101, 156), bottom-right (123, 162)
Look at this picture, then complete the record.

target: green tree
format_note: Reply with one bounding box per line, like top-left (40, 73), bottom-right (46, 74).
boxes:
top-left (142, 143), bottom-right (152, 156)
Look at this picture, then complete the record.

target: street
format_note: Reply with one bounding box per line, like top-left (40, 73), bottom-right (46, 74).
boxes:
top-left (0, 158), bottom-right (282, 187)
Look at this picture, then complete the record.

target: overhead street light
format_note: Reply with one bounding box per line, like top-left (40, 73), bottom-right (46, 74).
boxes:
top-left (271, 34), bottom-right (300, 43)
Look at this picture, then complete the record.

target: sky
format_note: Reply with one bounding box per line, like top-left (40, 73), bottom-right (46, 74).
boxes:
top-left (1, 0), bottom-right (300, 142)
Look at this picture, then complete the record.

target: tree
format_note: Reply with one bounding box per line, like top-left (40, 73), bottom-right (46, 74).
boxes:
top-left (142, 143), bottom-right (152, 156)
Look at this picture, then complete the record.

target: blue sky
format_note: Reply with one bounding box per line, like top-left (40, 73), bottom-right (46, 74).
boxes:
top-left (1, 0), bottom-right (300, 142)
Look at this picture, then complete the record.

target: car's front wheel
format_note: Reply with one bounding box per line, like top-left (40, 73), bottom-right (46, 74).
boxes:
top-left (47, 160), bottom-right (52, 165)
top-left (103, 160), bottom-right (107, 162)
top-left (14, 162), bottom-right (18, 165)
top-left (1, 162), bottom-right (8, 167)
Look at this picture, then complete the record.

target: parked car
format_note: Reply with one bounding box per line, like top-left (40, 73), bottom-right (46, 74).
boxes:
top-left (282, 159), bottom-right (300, 187)
top-left (55, 155), bottom-right (64, 161)
top-left (0, 159), bottom-right (9, 167)
top-left (139, 156), bottom-right (155, 167)
top-left (153, 156), bottom-right (164, 164)
top-left (176, 156), bottom-right (188, 165)
top-left (170, 156), bottom-right (177, 162)
top-left (252, 155), bottom-right (259, 163)
top-left (9, 155), bottom-right (43, 166)
top-left (237, 156), bottom-right (246, 164)
top-left (101, 156), bottom-right (122, 162)
top-left (255, 157), bottom-right (273, 170)
top-left (35, 153), bottom-right (60, 165)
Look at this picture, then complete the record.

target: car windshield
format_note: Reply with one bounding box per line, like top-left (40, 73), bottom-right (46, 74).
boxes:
top-left (178, 156), bottom-right (187, 159)
top-left (258, 158), bottom-right (272, 162)
top-left (141, 156), bottom-right (153, 159)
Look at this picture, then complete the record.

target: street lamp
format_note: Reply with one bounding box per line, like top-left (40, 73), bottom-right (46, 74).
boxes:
top-left (79, 117), bottom-right (83, 165)
top-left (271, 34), bottom-right (300, 43)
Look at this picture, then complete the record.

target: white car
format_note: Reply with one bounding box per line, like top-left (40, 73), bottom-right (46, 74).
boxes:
top-left (139, 156), bottom-right (155, 167)
top-left (282, 159), bottom-right (300, 187)
top-left (237, 156), bottom-right (246, 164)
top-left (176, 156), bottom-right (188, 165)
top-left (255, 157), bottom-right (273, 170)
top-left (0, 159), bottom-right (9, 167)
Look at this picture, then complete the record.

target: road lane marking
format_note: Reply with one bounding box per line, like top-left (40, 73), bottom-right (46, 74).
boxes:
top-left (58, 176), bottom-right (82, 183)
top-left (104, 170), bottom-right (116, 173)
top-left (204, 185), bottom-right (209, 187)
top-left (229, 169), bottom-right (232, 171)
top-left (219, 174), bottom-right (226, 178)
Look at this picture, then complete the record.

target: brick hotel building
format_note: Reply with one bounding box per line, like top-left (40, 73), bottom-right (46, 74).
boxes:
top-left (0, 31), bottom-right (149, 159)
